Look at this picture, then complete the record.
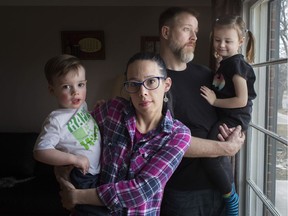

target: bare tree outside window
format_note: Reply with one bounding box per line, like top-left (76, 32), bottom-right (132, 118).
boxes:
top-left (278, 0), bottom-right (288, 110)
top-left (275, 1), bottom-right (288, 215)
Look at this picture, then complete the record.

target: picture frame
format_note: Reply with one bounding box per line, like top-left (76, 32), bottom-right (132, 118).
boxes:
top-left (61, 31), bottom-right (105, 60)
top-left (141, 36), bottom-right (160, 54)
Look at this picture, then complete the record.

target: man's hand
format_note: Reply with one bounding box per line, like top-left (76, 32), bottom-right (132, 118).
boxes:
top-left (217, 124), bottom-right (236, 141)
top-left (218, 124), bottom-right (245, 156)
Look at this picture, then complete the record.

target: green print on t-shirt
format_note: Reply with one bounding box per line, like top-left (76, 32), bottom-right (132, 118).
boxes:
top-left (67, 108), bottom-right (99, 150)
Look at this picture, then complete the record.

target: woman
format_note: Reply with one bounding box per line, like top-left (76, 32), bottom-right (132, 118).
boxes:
top-left (56, 52), bottom-right (192, 216)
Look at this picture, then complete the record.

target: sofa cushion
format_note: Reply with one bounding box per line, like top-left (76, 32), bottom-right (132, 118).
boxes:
top-left (0, 176), bottom-right (69, 215)
top-left (0, 132), bottom-right (38, 178)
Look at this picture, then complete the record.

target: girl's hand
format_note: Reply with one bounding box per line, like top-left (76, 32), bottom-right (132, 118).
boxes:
top-left (200, 86), bottom-right (217, 105)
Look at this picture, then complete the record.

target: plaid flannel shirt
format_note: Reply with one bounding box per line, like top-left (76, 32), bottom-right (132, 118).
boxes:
top-left (91, 97), bottom-right (191, 216)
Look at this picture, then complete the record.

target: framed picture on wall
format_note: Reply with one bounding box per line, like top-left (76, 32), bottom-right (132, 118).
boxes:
top-left (141, 36), bottom-right (160, 54)
top-left (61, 31), bottom-right (105, 60)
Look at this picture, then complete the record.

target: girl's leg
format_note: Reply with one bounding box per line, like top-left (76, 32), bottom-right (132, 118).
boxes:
top-left (202, 121), bottom-right (239, 216)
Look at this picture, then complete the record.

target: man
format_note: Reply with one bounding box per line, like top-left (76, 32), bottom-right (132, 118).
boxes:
top-left (159, 7), bottom-right (239, 216)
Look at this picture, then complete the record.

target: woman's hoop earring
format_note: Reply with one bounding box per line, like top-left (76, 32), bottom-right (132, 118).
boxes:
top-left (163, 94), bottom-right (169, 103)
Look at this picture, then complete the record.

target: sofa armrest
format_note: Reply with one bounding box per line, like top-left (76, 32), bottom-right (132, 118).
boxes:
top-left (0, 132), bottom-right (39, 179)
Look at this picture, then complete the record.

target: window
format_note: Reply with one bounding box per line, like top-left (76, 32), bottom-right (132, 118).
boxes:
top-left (241, 0), bottom-right (288, 215)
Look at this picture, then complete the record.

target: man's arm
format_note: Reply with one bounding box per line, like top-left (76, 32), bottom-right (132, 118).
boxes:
top-left (184, 125), bottom-right (245, 158)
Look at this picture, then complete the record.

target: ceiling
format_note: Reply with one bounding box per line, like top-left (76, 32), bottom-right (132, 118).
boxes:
top-left (0, 0), bottom-right (211, 6)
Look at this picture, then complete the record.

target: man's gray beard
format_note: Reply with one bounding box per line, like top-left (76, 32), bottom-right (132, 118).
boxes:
top-left (169, 42), bottom-right (194, 63)
top-left (180, 50), bottom-right (194, 63)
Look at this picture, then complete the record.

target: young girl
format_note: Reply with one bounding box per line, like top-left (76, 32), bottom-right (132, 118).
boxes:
top-left (200, 15), bottom-right (257, 216)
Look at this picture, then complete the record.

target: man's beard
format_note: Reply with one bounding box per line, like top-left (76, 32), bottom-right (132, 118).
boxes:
top-left (169, 40), bottom-right (195, 63)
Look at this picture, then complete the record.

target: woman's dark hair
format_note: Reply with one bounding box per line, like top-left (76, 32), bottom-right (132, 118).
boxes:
top-left (125, 52), bottom-right (167, 77)
top-left (124, 52), bottom-right (174, 116)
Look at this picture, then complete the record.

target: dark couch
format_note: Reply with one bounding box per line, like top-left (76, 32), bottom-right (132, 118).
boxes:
top-left (0, 132), bottom-right (70, 216)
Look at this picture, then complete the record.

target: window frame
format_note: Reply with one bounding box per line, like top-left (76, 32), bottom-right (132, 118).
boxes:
top-left (240, 1), bottom-right (288, 216)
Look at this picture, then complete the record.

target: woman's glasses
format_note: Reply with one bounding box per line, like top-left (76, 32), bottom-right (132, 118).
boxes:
top-left (124, 76), bottom-right (166, 93)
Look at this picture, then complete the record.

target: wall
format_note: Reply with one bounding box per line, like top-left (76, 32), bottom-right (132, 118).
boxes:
top-left (0, 6), bottom-right (211, 132)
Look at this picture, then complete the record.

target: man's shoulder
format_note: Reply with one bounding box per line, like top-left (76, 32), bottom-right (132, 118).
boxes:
top-left (187, 62), bottom-right (211, 72)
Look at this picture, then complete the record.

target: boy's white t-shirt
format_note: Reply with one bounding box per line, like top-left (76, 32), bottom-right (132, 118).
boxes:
top-left (34, 102), bottom-right (101, 175)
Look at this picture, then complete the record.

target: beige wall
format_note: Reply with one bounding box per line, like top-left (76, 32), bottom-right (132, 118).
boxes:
top-left (0, 6), bottom-right (212, 132)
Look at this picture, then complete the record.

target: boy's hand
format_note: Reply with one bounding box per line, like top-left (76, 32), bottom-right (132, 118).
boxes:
top-left (74, 155), bottom-right (90, 175)
top-left (94, 99), bottom-right (106, 109)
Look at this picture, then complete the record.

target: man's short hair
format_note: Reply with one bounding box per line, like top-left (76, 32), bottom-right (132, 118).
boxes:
top-left (158, 7), bottom-right (199, 33)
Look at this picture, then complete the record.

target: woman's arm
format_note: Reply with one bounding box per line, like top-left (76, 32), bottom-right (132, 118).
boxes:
top-left (55, 166), bottom-right (104, 210)
top-left (184, 124), bottom-right (245, 158)
top-left (96, 128), bottom-right (191, 210)
top-left (57, 129), bottom-right (190, 211)
top-left (58, 178), bottom-right (104, 210)
top-left (54, 165), bottom-right (74, 181)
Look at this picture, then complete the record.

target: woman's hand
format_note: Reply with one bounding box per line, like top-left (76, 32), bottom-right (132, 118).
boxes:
top-left (58, 177), bottom-right (104, 209)
top-left (58, 177), bottom-right (77, 210)
top-left (54, 165), bottom-right (74, 182)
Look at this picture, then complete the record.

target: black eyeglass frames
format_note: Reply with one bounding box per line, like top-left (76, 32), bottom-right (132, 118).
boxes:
top-left (124, 76), bottom-right (166, 93)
